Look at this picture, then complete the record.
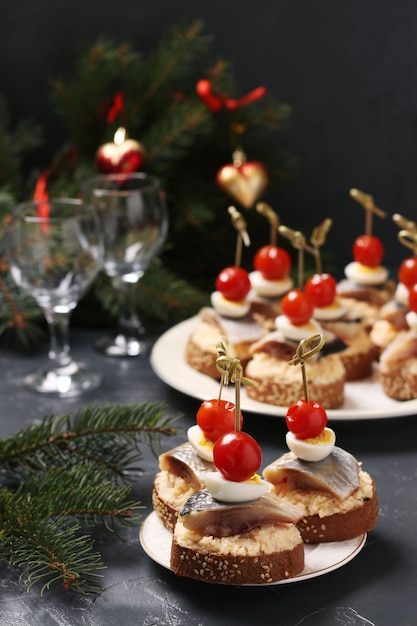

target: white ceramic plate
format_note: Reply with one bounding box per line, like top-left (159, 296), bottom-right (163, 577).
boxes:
top-left (150, 316), bottom-right (417, 420)
top-left (140, 512), bottom-right (366, 585)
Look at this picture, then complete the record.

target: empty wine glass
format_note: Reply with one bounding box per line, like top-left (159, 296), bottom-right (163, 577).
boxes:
top-left (6, 198), bottom-right (103, 396)
top-left (80, 173), bottom-right (169, 357)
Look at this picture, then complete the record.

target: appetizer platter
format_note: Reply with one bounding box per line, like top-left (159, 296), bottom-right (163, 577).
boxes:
top-left (140, 512), bottom-right (367, 585)
top-left (152, 196), bottom-right (417, 420)
top-left (145, 333), bottom-right (378, 586)
top-left (150, 316), bottom-right (417, 420)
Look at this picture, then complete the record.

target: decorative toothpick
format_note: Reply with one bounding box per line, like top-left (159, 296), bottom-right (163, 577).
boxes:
top-left (309, 218), bottom-right (333, 274)
top-left (392, 213), bottom-right (417, 235)
top-left (228, 205), bottom-right (250, 266)
top-left (349, 188), bottom-right (386, 235)
top-left (215, 336), bottom-right (258, 431)
top-left (397, 229), bottom-right (417, 256)
top-left (288, 334), bottom-right (325, 402)
top-left (278, 225), bottom-right (307, 289)
top-left (255, 202), bottom-right (279, 247)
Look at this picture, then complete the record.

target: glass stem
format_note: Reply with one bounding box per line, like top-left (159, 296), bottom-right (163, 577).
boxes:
top-left (44, 310), bottom-right (73, 370)
top-left (116, 282), bottom-right (144, 338)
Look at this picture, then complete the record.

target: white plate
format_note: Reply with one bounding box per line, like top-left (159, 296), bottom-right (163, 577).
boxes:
top-left (151, 316), bottom-right (417, 420)
top-left (140, 511), bottom-right (366, 585)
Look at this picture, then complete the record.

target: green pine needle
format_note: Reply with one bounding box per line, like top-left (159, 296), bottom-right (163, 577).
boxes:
top-left (0, 402), bottom-right (179, 594)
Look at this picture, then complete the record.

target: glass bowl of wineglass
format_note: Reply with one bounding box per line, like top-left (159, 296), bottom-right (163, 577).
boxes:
top-left (5, 198), bottom-right (103, 397)
top-left (80, 172), bottom-right (169, 357)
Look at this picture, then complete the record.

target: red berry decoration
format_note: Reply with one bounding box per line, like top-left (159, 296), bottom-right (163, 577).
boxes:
top-left (353, 234), bottom-right (384, 267)
top-left (215, 266), bottom-right (251, 301)
top-left (304, 273), bottom-right (337, 308)
top-left (254, 245), bottom-right (291, 280)
top-left (286, 399), bottom-right (328, 440)
top-left (213, 431), bottom-right (262, 482)
top-left (399, 256), bottom-right (417, 288)
top-left (281, 289), bottom-right (314, 325)
top-left (196, 399), bottom-right (243, 443)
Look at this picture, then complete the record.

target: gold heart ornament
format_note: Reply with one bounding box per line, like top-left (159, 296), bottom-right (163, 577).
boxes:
top-left (216, 161), bottom-right (268, 209)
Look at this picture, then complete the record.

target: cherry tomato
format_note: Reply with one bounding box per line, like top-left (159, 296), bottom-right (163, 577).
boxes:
top-left (353, 234), bottom-right (384, 267)
top-left (304, 273), bottom-right (337, 308)
top-left (196, 399), bottom-right (243, 443)
top-left (399, 256), bottom-right (417, 288)
top-left (408, 284), bottom-right (417, 313)
top-left (213, 431), bottom-right (262, 482)
top-left (215, 266), bottom-right (251, 301)
top-left (254, 245), bottom-right (292, 280)
top-left (286, 399), bottom-right (328, 439)
top-left (280, 289), bottom-right (314, 325)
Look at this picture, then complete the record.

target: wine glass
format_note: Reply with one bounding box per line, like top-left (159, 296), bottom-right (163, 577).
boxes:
top-left (5, 198), bottom-right (103, 397)
top-left (80, 172), bottom-right (169, 357)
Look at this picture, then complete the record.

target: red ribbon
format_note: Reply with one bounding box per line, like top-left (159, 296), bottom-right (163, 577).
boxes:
top-left (33, 169), bottom-right (51, 221)
top-left (107, 92), bottom-right (125, 123)
top-left (196, 79), bottom-right (267, 113)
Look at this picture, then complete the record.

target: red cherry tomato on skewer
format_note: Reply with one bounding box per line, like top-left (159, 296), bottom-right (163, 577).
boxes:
top-left (196, 399), bottom-right (243, 443)
top-left (353, 234), bottom-right (384, 267)
top-left (215, 266), bottom-right (251, 301)
top-left (286, 399), bottom-right (328, 440)
top-left (304, 273), bottom-right (337, 308)
top-left (280, 289), bottom-right (314, 326)
top-left (398, 256), bottom-right (417, 288)
top-left (254, 245), bottom-right (292, 280)
top-left (213, 431), bottom-right (262, 482)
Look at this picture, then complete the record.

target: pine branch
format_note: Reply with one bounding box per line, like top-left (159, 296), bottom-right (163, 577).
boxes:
top-left (143, 98), bottom-right (213, 168)
top-left (0, 402), bottom-right (178, 477)
top-left (0, 402), bottom-right (179, 594)
top-left (1, 510), bottom-right (106, 594)
top-left (142, 20), bottom-right (212, 103)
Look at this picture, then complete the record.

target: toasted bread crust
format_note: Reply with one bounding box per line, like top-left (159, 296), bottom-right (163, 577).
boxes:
top-left (246, 376), bottom-right (345, 409)
top-left (379, 367), bottom-right (417, 400)
top-left (152, 471), bottom-right (197, 532)
top-left (296, 485), bottom-right (379, 543)
top-left (152, 487), bottom-right (179, 533)
top-left (170, 523), bottom-right (305, 584)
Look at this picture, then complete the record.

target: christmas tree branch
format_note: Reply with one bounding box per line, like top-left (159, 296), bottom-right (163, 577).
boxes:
top-left (142, 20), bottom-right (211, 103)
top-left (0, 402), bottom-right (179, 594)
top-left (0, 402), bottom-right (178, 476)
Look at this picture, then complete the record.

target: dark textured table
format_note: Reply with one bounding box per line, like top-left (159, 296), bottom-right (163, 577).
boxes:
top-left (0, 326), bottom-right (415, 626)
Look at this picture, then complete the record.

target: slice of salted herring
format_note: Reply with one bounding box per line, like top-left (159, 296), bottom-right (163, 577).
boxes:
top-left (159, 442), bottom-right (214, 489)
top-left (263, 446), bottom-right (360, 500)
top-left (179, 489), bottom-right (303, 537)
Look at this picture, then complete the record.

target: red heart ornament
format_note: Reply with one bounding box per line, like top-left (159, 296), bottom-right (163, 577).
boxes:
top-left (216, 161), bottom-right (268, 209)
top-left (96, 130), bottom-right (145, 174)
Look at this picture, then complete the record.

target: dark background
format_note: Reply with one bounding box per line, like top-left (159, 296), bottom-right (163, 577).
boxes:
top-left (2, 0), bottom-right (417, 272)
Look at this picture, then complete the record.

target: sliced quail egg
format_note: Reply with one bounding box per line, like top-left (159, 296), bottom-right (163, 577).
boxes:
top-left (211, 291), bottom-right (250, 318)
top-left (345, 261), bottom-right (388, 286)
top-left (187, 425), bottom-right (214, 462)
top-left (275, 314), bottom-right (323, 342)
top-left (286, 427), bottom-right (336, 462)
top-left (313, 298), bottom-right (347, 321)
top-left (249, 271), bottom-right (293, 298)
top-left (205, 470), bottom-right (270, 502)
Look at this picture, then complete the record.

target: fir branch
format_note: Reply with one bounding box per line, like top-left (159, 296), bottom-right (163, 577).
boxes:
top-left (2, 512), bottom-right (106, 594)
top-left (0, 402), bottom-right (178, 477)
top-left (2, 466), bottom-right (142, 531)
top-left (142, 20), bottom-right (212, 103)
top-left (0, 402), bottom-right (179, 594)
top-left (143, 99), bottom-right (213, 168)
